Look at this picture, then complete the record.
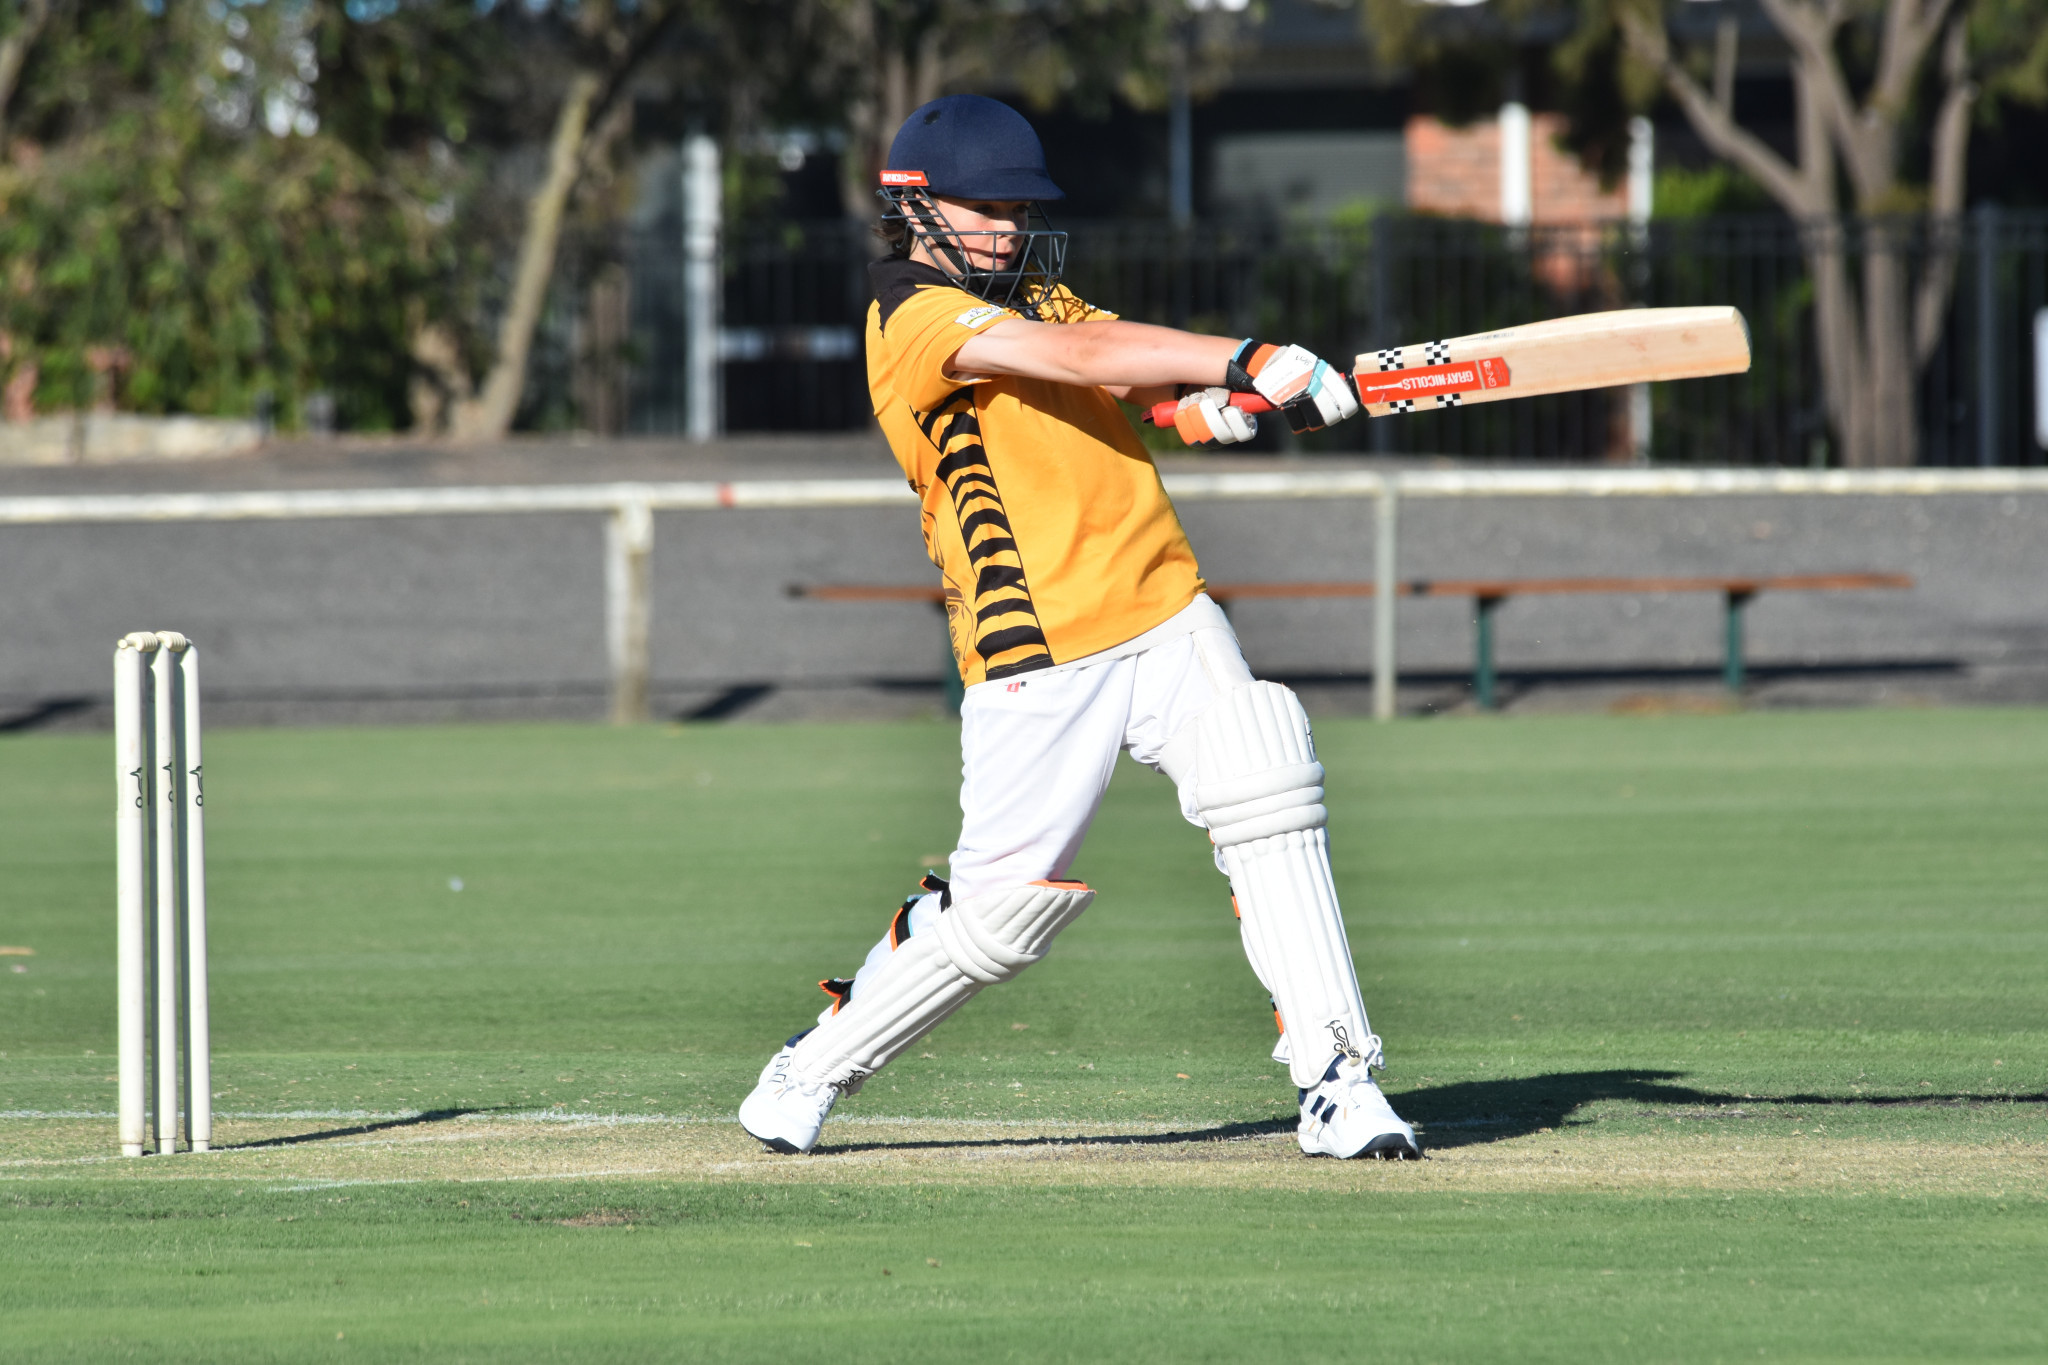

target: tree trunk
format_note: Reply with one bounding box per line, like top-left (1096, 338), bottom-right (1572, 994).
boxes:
top-left (1804, 219), bottom-right (1871, 464)
top-left (836, 3), bottom-right (949, 221)
top-left (448, 71), bottom-right (601, 443)
top-left (837, 0), bottom-right (879, 218)
top-left (0, 0), bottom-right (53, 145)
top-left (1623, 0), bottom-right (1978, 468)
top-left (1859, 222), bottom-right (1921, 467)
top-left (407, 322), bottom-right (470, 436)
top-left (879, 32), bottom-right (943, 159)
top-left (1912, 20), bottom-right (1976, 367)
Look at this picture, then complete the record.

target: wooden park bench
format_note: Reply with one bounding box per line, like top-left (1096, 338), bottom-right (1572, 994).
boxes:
top-left (789, 572), bottom-right (1913, 710)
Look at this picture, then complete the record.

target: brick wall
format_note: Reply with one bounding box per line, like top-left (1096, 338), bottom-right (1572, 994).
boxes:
top-left (1405, 113), bottom-right (1626, 223)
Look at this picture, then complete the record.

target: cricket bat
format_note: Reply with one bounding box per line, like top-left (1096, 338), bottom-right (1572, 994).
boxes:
top-left (1144, 306), bottom-right (1751, 431)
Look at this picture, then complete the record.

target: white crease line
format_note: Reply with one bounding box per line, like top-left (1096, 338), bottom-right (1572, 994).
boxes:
top-left (7, 1108), bottom-right (1245, 1139)
top-left (6, 1108), bottom-right (1192, 1130)
top-left (268, 1168), bottom-right (663, 1192)
top-left (1, 1109), bottom-right (426, 1121)
top-left (0, 1154), bottom-right (125, 1170)
top-left (4, 1166), bottom-right (668, 1188)
top-left (484, 1112), bottom-right (717, 1126)
top-left (478, 1112), bottom-right (1139, 1129)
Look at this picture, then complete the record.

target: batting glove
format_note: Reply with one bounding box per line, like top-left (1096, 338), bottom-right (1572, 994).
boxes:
top-left (1227, 339), bottom-right (1361, 434)
top-left (1171, 386), bottom-right (1258, 447)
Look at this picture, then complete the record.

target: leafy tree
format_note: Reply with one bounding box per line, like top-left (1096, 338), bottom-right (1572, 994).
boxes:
top-left (0, 0), bottom-right (479, 430)
top-left (1359, 0), bottom-right (2048, 466)
top-left (0, 0), bottom-right (1241, 435)
top-left (400, 0), bottom-right (687, 441)
top-left (811, 0), bottom-right (1240, 218)
top-left (1615, 0), bottom-right (2048, 465)
top-left (407, 0), bottom-right (847, 439)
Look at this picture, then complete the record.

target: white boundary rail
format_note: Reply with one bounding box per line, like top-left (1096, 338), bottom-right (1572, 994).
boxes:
top-left (7, 466), bottom-right (2045, 721)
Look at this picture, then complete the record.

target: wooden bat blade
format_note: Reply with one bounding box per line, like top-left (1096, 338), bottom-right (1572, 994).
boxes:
top-left (1140, 306), bottom-right (1751, 431)
top-left (1353, 306), bottom-right (1750, 416)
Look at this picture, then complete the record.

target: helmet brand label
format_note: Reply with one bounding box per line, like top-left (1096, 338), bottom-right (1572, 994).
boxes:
top-left (879, 169), bottom-right (929, 186)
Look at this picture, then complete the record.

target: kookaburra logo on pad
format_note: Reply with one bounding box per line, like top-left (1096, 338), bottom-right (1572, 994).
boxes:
top-left (1325, 1020), bottom-right (1364, 1063)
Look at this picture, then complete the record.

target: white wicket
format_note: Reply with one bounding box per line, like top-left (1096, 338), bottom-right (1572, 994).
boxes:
top-left (114, 631), bottom-right (211, 1156)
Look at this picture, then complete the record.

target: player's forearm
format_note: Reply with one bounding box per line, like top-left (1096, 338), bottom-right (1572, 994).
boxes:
top-left (950, 319), bottom-right (1239, 388)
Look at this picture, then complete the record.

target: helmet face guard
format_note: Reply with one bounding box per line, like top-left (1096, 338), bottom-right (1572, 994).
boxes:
top-left (879, 185), bottom-right (1069, 320)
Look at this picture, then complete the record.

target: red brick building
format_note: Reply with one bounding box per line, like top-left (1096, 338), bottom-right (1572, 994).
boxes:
top-left (1405, 112), bottom-right (1630, 224)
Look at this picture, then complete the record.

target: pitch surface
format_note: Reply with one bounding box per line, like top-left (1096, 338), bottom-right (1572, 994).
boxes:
top-left (4, 711), bottom-right (2044, 1361)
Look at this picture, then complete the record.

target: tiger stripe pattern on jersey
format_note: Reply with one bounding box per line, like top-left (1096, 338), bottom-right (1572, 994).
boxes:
top-left (919, 388), bottom-right (1053, 680)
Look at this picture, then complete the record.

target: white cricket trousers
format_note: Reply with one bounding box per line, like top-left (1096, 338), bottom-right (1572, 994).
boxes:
top-left (808, 593), bottom-right (1379, 1089)
top-left (813, 597), bottom-right (1257, 1032)
top-left (948, 598), bottom-right (1253, 899)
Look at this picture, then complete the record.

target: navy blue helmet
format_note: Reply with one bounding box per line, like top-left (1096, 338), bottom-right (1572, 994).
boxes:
top-left (878, 95), bottom-right (1069, 317)
top-left (882, 94), bottom-right (1065, 201)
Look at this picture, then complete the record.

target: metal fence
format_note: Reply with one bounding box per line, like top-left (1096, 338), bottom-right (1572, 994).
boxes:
top-left (532, 211), bottom-right (2048, 466)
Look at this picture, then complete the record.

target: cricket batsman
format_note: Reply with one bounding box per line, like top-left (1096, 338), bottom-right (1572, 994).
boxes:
top-left (739, 94), bottom-right (1419, 1160)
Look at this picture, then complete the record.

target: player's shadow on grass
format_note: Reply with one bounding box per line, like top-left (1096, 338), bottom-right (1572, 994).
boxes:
top-left (1401, 1069), bottom-right (1708, 1149)
top-left (1398, 1069), bottom-right (2043, 1149)
top-left (812, 1115), bottom-right (1299, 1156)
top-left (220, 1107), bottom-right (491, 1150)
top-left (814, 1070), bottom-right (2041, 1156)
top-left (816, 1072), bottom-right (1720, 1155)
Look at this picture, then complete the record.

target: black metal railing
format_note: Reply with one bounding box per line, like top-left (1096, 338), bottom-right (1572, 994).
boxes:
top-left (528, 210), bottom-right (2048, 465)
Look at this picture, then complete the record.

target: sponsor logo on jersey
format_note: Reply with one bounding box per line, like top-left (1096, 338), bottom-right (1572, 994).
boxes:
top-left (879, 169), bottom-right (929, 186)
top-left (954, 305), bottom-right (1007, 329)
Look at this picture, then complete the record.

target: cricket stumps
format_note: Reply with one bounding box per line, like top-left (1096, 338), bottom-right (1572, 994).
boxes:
top-left (115, 631), bottom-right (211, 1157)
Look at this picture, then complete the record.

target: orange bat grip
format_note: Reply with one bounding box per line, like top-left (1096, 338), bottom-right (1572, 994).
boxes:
top-left (1143, 391), bottom-right (1279, 427)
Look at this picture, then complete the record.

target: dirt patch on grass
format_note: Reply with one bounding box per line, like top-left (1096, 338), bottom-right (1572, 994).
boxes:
top-left (4, 1112), bottom-right (2043, 1196)
top-left (555, 1208), bottom-right (636, 1226)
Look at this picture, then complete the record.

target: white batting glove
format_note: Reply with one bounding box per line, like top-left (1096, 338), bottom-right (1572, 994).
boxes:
top-left (1171, 387), bottom-right (1258, 447)
top-left (1227, 340), bottom-right (1361, 434)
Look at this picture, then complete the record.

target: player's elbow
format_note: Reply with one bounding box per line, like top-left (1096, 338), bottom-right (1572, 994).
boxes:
top-left (1044, 323), bottom-right (1119, 384)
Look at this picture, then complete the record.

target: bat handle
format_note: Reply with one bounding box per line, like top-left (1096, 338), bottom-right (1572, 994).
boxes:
top-left (1143, 391), bottom-right (1277, 428)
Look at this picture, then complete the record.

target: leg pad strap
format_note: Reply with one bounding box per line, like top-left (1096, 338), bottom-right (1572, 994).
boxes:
top-left (1191, 683), bottom-right (1330, 848)
top-left (1197, 760), bottom-right (1326, 847)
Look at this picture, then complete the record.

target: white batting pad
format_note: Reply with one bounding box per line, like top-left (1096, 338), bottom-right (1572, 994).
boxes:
top-left (933, 881), bottom-right (1093, 984)
top-left (1192, 683), bottom-right (1378, 1088)
top-left (787, 882), bottom-right (1093, 1089)
top-left (786, 930), bottom-right (976, 1089)
top-left (819, 890), bottom-right (946, 1028)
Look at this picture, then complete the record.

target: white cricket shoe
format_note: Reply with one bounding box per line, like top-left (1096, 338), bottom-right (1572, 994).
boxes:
top-left (738, 1044), bottom-right (838, 1154)
top-left (1297, 1055), bottom-right (1421, 1159)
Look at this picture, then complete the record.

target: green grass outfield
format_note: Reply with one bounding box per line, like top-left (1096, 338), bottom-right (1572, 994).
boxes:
top-left (3, 709), bottom-right (2044, 1362)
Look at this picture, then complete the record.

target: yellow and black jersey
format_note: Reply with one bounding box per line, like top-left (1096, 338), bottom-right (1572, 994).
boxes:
top-left (864, 258), bottom-right (1205, 687)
